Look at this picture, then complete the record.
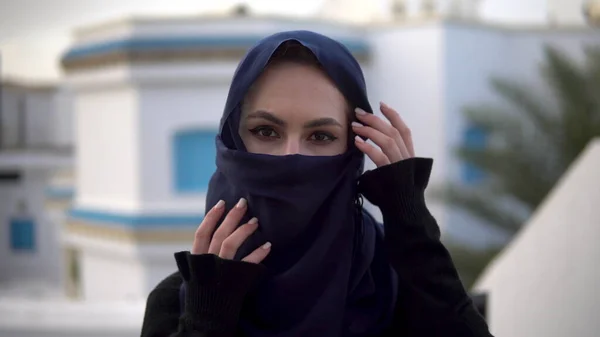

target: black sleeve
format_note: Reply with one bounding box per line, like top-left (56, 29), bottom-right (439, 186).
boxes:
top-left (140, 252), bottom-right (265, 337)
top-left (358, 158), bottom-right (493, 337)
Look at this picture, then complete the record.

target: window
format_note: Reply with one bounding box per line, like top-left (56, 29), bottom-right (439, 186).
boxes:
top-left (461, 124), bottom-right (488, 184)
top-left (10, 217), bottom-right (36, 251)
top-left (173, 129), bottom-right (217, 193)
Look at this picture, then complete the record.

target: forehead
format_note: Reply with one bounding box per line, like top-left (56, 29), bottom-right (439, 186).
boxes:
top-left (243, 62), bottom-right (349, 121)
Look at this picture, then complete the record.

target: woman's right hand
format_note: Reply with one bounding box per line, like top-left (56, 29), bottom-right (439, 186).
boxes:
top-left (192, 198), bottom-right (271, 263)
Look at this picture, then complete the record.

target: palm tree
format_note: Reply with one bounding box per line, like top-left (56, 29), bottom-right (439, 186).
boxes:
top-left (440, 45), bottom-right (600, 288)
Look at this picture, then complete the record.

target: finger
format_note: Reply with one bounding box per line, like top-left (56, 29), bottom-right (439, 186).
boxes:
top-left (242, 242), bottom-right (272, 264)
top-left (352, 122), bottom-right (403, 163)
top-left (219, 218), bottom-right (259, 260)
top-left (354, 135), bottom-right (391, 167)
top-left (355, 107), bottom-right (409, 158)
top-left (192, 200), bottom-right (225, 254)
top-left (380, 102), bottom-right (415, 157)
top-left (208, 198), bottom-right (247, 255)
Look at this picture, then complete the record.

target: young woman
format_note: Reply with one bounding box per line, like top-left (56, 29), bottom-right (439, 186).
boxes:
top-left (140, 30), bottom-right (493, 337)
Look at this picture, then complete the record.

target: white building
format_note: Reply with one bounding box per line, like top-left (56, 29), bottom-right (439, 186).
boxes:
top-left (474, 139), bottom-right (600, 337)
top-left (0, 0), bottom-right (599, 336)
top-left (0, 80), bottom-right (72, 286)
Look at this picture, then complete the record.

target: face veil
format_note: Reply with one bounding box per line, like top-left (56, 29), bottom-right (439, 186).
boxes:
top-left (202, 30), bottom-right (398, 337)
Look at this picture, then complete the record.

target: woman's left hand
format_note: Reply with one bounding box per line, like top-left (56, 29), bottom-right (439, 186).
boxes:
top-left (352, 102), bottom-right (415, 167)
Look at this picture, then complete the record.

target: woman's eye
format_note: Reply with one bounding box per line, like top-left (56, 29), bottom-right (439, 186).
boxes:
top-left (309, 132), bottom-right (337, 143)
top-left (250, 126), bottom-right (279, 139)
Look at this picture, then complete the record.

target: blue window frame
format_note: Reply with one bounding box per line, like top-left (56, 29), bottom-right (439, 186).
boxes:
top-left (461, 124), bottom-right (488, 184)
top-left (173, 129), bottom-right (217, 193)
top-left (9, 217), bottom-right (36, 251)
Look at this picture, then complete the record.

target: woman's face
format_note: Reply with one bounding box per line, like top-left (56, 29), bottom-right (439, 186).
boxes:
top-left (239, 62), bottom-right (349, 156)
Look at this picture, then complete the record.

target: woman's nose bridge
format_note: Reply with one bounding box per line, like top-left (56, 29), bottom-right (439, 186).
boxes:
top-left (283, 137), bottom-right (301, 155)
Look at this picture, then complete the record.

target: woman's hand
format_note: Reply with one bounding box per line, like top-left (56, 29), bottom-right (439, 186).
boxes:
top-left (352, 102), bottom-right (415, 167)
top-left (192, 198), bottom-right (271, 263)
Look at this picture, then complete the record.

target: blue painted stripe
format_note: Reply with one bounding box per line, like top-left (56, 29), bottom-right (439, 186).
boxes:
top-left (45, 186), bottom-right (75, 199)
top-left (69, 208), bottom-right (204, 228)
top-left (62, 35), bottom-right (369, 61)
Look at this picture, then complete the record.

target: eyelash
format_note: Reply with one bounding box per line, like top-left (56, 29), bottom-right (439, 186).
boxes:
top-left (248, 126), bottom-right (338, 144)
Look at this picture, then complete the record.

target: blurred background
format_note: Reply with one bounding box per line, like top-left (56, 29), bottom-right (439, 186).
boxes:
top-left (1, 0), bottom-right (599, 336)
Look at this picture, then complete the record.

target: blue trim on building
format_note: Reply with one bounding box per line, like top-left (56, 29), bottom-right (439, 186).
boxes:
top-left (45, 186), bottom-right (75, 199)
top-left (461, 124), bottom-right (488, 184)
top-left (173, 129), bottom-right (217, 193)
top-left (9, 218), bottom-right (36, 252)
top-left (62, 35), bottom-right (370, 61)
top-left (68, 208), bottom-right (204, 228)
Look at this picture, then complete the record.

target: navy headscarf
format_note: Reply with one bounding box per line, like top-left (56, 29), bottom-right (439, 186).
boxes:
top-left (189, 30), bottom-right (397, 337)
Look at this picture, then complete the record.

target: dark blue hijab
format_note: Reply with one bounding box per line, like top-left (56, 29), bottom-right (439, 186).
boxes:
top-left (190, 30), bottom-right (397, 337)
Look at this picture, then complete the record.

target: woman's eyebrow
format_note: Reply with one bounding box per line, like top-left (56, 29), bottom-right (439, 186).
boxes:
top-left (247, 110), bottom-right (286, 126)
top-left (247, 111), bottom-right (342, 129)
top-left (304, 118), bottom-right (343, 128)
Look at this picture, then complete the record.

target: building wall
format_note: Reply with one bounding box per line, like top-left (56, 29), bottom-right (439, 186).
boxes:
top-left (0, 84), bottom-right (62, 149)
top-left (367, 24), bottom-right (449, 227)
top-left (65, 234), bottom-right (143, 301)
top-left (138, 77), bottom-right (232, 214)
top-left (0, 169), bottom-right (62, 286)
top-left (74, 82), bottom-right (141, 213)
top-left (24, 90), bottom-right (57, 147)
top-left (52, 87), bottom-right (75, 148)
top-left (81, 250), bottom-right (144, 301)
top-left (474, 139), bottom-right (600, 337)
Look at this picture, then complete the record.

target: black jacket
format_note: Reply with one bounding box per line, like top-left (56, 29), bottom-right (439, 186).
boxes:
top-left (140, 158), bottom-right (493, 337)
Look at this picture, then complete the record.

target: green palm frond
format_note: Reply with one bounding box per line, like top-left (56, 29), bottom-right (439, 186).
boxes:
top-left (436, 184), bottom-right (524, 235)
top-left (436, 44), bottom-right (600, 283)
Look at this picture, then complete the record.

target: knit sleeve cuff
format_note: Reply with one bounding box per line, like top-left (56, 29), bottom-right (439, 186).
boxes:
top-left (358, 158), bottom-right (434, 223)
top-left (174, 252), bottom-right (266, 333)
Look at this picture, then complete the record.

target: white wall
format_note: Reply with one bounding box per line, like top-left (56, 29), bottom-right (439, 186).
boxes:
top-left (66, 233), bottom-right (190, 301)
top-left (66, 234), bottom-right (145, 301)
top-left (139, 243), bottom-right (189, 293)
top-left (474, 139), bottom-right (600, 337)
top-left (25, 90), bottom-right (57, 147)
top-left (367, 24), bottom-right (450, 228)
top-left (81, 252), bottom-right (144, 301)
top-left (137, 72), bottom-right (232, 214)
top-left (52, 87), bottom-right (75, 148)
top-left (0, 85), bottom-right (62, 149)
top-left (73, 83), bottom-right (141, 212)
top-left (0, 169), bottom-right (62, 287)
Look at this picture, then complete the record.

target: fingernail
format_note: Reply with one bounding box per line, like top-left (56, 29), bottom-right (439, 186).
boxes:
top-left (380, 101), bottom-right (388, 108)
top-left (354, 135), bottom-right (364, 143)
top-left (355, 107), bottom-right (367, 115)
top-left (262, 242), bottom-right (272, 249)
top-left (236, 198), bottom-right (247, 208)
top-left (248, 217), bottom-right (258, 225)
top-left (351, 121), bottom-right (363, 128)
top-left (214, 200), bottom-right (225, 209)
